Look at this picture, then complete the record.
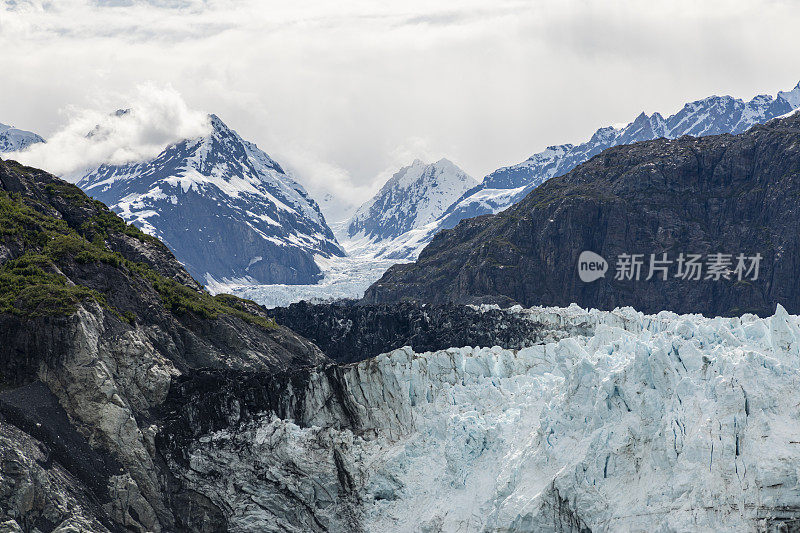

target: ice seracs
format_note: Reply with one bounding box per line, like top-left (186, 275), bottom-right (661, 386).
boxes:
top-left (166, 303), bottom-right (800, 531)
top-left (77, 114), bottom-right (344, 285)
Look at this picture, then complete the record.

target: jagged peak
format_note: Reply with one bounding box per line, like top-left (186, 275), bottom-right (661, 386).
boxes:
top-left (778, 81), bottom-right (800, 108)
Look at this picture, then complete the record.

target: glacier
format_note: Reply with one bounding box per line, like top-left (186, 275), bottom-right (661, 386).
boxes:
top-left (164, 304), bottom-right (800, 532)
top-left (209, 252), bottom-right (402, 308)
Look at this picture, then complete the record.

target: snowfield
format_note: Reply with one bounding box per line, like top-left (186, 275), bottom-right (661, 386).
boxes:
top-left (173, 304), bottom-right (800, 532)
top-left (209, 252), bottom-right (402, 307)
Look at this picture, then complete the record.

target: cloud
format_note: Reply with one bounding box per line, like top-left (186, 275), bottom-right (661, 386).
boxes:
top-left (8, 84), bottom-right (210, 177)
top-left (2, 0), bottom-right (799, 221)
top-left (275, 145), bottom-right (375, 224)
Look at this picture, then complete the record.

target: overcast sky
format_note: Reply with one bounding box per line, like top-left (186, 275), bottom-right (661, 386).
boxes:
top-left (1, 0), bottom-right (799, 221)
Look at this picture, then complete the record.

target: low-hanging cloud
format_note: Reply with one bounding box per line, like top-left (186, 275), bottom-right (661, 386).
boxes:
top-left (8, 84), bottom-right (210, 178)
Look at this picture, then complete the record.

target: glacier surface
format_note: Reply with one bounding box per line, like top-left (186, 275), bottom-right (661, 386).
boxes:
top-left (169, 304), bottom-right (800, 532)
top-left (210, 252), bottom-right (403, 307)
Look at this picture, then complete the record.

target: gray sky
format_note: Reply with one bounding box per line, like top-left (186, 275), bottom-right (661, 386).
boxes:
top-left (2, 0), bottom-right (799, 221)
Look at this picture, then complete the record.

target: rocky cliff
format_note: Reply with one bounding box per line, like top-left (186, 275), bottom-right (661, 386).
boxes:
top-left (0, 157), bottom-right (327, 532)
top-left (271, 301), bottom-right (591, 363)
top-left (365, 112), bottom-right (800, 317)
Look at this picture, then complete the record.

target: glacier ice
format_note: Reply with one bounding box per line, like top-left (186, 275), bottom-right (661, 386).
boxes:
top-left (170, 304), bottom-right (800, 532)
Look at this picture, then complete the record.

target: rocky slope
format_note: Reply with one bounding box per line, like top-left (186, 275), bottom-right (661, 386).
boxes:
top-left (344, 159), bottom-right (477, 259)
top-left (383, 82), bottom-right (800, 260)
top-left (77, 114), bottom-right (344, 286)
top-left (0, 123), bottom-right (44, 153)
top-left (365, 112), bottom-right (800, 316)
top-left (157, 304), bottom-right (800, 531)
top-left (0, 157), bottom-right (327, 532)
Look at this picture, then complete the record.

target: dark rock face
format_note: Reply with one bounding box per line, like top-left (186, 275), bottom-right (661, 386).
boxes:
top-left (0, 158), bottom-right (328, 532)
top-left (272, 301), bottom-right (577, 363)
top-left (0, 382), bottom-right (124, 504)
top-left (365, 114), bottom-right (800, 317)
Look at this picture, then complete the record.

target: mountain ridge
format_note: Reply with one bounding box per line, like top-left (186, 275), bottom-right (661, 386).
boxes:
top-left (377, 81), bottom-right (800, 260)
top-left (365, 111), bottom-right (800, 316)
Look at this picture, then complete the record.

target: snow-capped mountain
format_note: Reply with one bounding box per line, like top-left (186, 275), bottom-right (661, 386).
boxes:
top-left (77, 114), bottom-right (344, 285)
top-left (0, 122), bottom-right (44, 153)
top-left (388, 81), bottom-right (800, 260)
top-left (344, 158), bottom-right (477, 258)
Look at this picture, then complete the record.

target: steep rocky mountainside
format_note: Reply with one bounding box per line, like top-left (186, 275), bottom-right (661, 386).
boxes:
top-left (271, 301), bottom-right (592, 363)
top-left (77, 114), bottom-right (344, 286)
top-left (0, 123), bottom-right (44, 153)
top-left (344, 159), bottom-right (477, 258)
top-left (365, 113), bottom-right (800, 317)
top-left (0, 157), bottom-right (327, 532)
top-left (379, 82), bottom-right (800, 260)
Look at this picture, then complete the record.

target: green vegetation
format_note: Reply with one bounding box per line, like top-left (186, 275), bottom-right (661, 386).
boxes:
top-left (0, 170), bottom-right (274, 328)
top-left (45, 181), bottom-right (161, 245)
top-left (0, 253), bottom-right (108, 317)
top-left (127, 260), bottom-right (276, 328)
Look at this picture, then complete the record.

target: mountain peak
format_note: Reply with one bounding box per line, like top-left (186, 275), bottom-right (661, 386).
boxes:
top-left (0, 122), bottom-right (45, 153)
top-left (346, 158), bottom-right (477, 244)
top-left (778, 81), bottom-right (800, 107)
top-left (76, 115), bottom-right (343, 285)
top-left (208, 113), bottom-right (225, 128)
